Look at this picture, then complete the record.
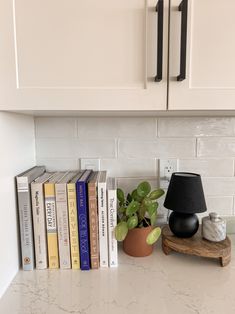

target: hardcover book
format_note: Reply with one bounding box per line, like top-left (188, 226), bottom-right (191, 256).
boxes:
top-left (98, 171), bottom-right (108, 267)
top-left (107, 177), bottom-right (118, 267)
top-left (16, 166), bottom-right (46, 271)
top-left (88, 172), bottom-right (100, 269)
top-left (55, 171), bottom-right (78, 269)
top-left (67, 171), bottom-right (84, 270)
top-left (31, 172), bottom-right (55, 269)
top-left (44, 172), bottom-right (66, 269)
top-left (76, 170), bottom-right (93, 270)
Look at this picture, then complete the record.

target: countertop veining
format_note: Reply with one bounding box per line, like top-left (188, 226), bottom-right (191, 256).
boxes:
top-left (0, 237), bottom-right (235, 314)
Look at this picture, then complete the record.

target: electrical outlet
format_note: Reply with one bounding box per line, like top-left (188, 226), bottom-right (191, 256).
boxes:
top-left (159, 159), bottom-right (178, 189)
top-left (80, 158), bottom-right (100, 171)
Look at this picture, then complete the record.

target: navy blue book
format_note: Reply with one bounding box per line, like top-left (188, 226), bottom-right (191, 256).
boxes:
top-left (76, 170), bottom-right (93, 270)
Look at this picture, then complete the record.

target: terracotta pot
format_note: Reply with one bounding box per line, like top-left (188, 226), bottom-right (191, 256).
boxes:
top-left (123, 225), bottom-right (153, 257)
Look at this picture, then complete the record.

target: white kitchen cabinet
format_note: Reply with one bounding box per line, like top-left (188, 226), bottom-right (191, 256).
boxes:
top-left (168, 0), bottom-right (235, 110)
top-left (0, 0), bottom-right (168, 111)
top-left (2, 0), bottom-right (235, 113)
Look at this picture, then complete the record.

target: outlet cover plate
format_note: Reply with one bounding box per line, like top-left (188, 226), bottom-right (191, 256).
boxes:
top-left (159, 159), bottom-right (178, 189)
top-left (80, 158), bottom-right (100, 171)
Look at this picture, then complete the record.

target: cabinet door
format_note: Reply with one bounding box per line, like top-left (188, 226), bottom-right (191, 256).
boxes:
top-left (0, 0), bottom-right (168, 111)
top-left (169, 0), bottom-right (235, 110)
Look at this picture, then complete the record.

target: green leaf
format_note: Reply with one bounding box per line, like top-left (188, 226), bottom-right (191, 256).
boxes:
top-left (127, 193), bottom-right (132, 204)
top-left (127, 214), bottom-right (138, 230)
top-left (146, 227), bottom-right (161, 245)
top-left (143, 197), bottom-right (152, 207)
top-left (115, 222), bottom-right (128, 241)
top-left (131, 189), bottom-right (143, 202)
top-left (149, 189), bottom-right (165, 200)
top-left (118, 206), bottom-right (126, 214)
top-left (147, 202), bottom-right (158, 217)
top-left (137, 181), bottom-right (151, 198)
top-left (150, 211), bottom-right (157, 226)
top-left (126, 200), bottom-right (140, 216)
top-left (117, 188), bottom-right (125, 204)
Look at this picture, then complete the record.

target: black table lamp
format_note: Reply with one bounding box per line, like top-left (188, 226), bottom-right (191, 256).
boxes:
top-left (164, 172), bottom-right (207, 238)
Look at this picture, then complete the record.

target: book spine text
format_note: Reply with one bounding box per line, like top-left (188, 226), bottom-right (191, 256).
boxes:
top-left (88, 182), bottom-right (99, 269)
top-left (77, 182), bottom-right (90, 270)
top-left (98, 182), bottom-right (108, 267)
top-left (17, 177), bottom-right (35, 271)
top-left (31, 183), bottom-right (48, 269)
top-left (56, 184), bottom-right (71, 269)
top-left (108, 189), bottom-right (118, 267)
top-left (45, 184), bottom-right (59, 269)
top-left (67, 183), bottom-right (80, 269)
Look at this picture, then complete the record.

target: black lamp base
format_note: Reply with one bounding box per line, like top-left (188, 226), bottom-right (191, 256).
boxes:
top-left (169, 212), bottom-right (199, 238)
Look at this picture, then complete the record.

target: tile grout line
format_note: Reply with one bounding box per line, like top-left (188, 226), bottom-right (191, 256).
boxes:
top-left (195, 137), bottom-right (199, 158)
top-left (156, 118), bottom-right (159, 137)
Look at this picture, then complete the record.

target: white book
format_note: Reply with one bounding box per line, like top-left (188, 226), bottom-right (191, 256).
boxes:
top-left (55, 171), bottom-right (78, 269)
top-left (16, 166), bottom-right (46, 271)
top-left (107, 177), bottom-right (118, 267)
top-left (98, 171), bottom-right (108, 267)
top-left (31, 172), bottom-right (55, 269)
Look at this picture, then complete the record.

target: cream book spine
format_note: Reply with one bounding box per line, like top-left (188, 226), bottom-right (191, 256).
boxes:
top-left (98, 171), bottom-right (108, 267)
top-left (107, 178), bottom-right (118, 267)
top-left (55, 183), bottom-right (71, 269)
top-left (67, 182), bottom-right (80, 269)
top-left (44, 182), bottom-right (59, 269)
top-left (31, 181), bottom-right (48, 269)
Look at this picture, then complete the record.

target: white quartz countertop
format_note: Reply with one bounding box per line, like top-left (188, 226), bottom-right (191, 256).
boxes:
top-left (0, 237), bottom-right (235, 314)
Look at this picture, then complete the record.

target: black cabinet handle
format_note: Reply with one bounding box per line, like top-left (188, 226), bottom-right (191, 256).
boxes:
top-left (177, 0), bottom-right (188, 81)
top-left (155, 0), bottom-right (164, 82)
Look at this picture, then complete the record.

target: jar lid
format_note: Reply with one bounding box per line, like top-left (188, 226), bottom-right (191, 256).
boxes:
top-left (209, 212), bottom-right (221, 222)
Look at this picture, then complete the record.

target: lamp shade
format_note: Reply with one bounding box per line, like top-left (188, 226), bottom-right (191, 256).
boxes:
top-left (164, 172), bottom-right (207, 214)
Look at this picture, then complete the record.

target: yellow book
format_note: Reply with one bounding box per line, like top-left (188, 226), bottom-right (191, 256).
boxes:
top-left (44, 172), bottom-right (66, 269)
top-left (67, 171), bottom-right (83, 269)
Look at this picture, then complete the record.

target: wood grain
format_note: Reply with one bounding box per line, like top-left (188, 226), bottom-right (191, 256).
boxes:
top-left (162, 225), bottom-right (231, 267)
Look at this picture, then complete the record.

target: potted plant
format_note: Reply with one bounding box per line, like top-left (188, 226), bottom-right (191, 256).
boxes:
top-left (115, 181), bottom-right (164, 257)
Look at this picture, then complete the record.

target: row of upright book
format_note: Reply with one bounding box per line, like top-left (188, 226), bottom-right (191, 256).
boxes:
top-left (16, 166), bottom-right (118, 271)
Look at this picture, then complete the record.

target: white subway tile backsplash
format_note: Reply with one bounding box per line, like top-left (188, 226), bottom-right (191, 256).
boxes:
top-left (119, 138), bottom-right (196, 158)
top-left (202, 178), bottom-right (235, 196)
top-left (155, 138), bottom-right (197, 158)
top-left (179, 159), bottom-right (234, 177)
top-left (101, 158), bottom-right (157, 177)
top-left (198, 137), bottom-right (235, 157)
top-left (198, 196), bottom-right (233, 220)
top-left (117, 177), bottom-right (159, 194)
top-left (77, 117), bottom-right (157, 139)
top-left (34, 116), bottom-right (235, 218)
top-left (36, 158), bottom-right (78, 171)
top-left (36, 138), bottom-right (77, 158)
top-left (205, 197), bottom-right (233, 215)
top-left (118, 140), bottom-right (155, 158)
top-left (35, 117), bottom-right (77, 138)
top-left (158, 117), bottom-right (235, 137)
top-left (76, 139), bottom-right (116, 158)
top-left (36, 138), bottom-right (116, 159)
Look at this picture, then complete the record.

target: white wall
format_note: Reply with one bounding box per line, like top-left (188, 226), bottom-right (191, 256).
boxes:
top-left (0, 112), bottom-right (35, 298)
top-left (35, 116), bottom-right (235, 219)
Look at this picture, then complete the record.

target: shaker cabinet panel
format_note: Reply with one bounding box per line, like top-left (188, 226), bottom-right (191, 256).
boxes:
top-left (168, 0), bottom-right (235, 110)
top-left (0, 0), bottom-right (168, 111)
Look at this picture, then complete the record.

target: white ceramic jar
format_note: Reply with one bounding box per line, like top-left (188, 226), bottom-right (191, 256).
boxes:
top-left (202, 212), bottom-right (226, 242)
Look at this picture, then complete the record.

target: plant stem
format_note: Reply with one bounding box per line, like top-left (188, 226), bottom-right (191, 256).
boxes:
top-left (143, 217), bottom-right (150, 226)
